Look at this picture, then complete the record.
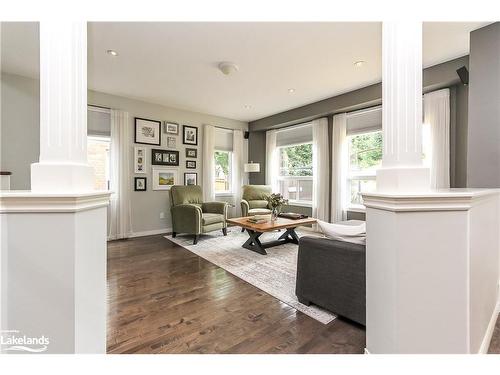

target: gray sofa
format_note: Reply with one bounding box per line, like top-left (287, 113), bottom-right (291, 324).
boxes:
top-left (295, 236), bottom-right (366, 325)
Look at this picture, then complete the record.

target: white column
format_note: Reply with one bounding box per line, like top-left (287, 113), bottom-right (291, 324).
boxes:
top-left (376, 22), bottom-right (430, 192)
top-left (30, 21), bottom-right (94, 193)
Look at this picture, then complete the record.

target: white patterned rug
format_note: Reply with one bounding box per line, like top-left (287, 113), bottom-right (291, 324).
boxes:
top-left (165, 227), bottom-right (336, 324)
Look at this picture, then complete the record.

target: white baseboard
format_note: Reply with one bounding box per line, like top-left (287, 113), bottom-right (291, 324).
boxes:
top-left (478, 284), bottom-right (500, 354)
top-left (128, 228), bottom-right (172, 239)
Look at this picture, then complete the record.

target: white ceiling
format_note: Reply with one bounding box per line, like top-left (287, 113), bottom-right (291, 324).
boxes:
top-left (1, 22), bottom-right (489, 122)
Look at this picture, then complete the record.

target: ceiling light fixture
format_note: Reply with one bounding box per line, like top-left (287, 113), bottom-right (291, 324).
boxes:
top-left (106, 49), bottom-right (118, 56)
top-left (288, 88), bottom-right (296, 94)
top-left (218, 62), bottom-right (239, 75)
top-left (354, 60), bottom-right (365, 68)
top-left (244, 104), bottom-right (252, 109)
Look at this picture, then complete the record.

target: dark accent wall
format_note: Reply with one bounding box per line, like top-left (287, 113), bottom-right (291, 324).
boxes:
top-left (467, 22), bottom-right (500, 188)
top-left (247, 131), bottom-right (266, 185)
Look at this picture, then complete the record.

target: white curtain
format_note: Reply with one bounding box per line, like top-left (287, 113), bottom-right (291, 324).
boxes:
top-left (202, 124), bottom-right (216, 201)
top-left (109, 109), bottom-right (132, 240)
top-left (265, 130), bottom-right (279, 192)
top-left (424, 88), bottom-right (450, 189)
top-left (232, 129), bottom-right (244, 216)
top-left (331, 113), bottom-right (347, 223)
top-left (312, 118), bottom-right (330, 222)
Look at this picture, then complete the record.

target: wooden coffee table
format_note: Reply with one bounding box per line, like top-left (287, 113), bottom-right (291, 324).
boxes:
top-left (226, 216), bottom-right (317, 255)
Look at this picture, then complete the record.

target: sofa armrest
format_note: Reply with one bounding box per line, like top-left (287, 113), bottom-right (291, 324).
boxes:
top-left (202, 201), bottom-right (228, 216)
top-left (171, 204), bottom-right (202, 234)
top-left (240, 199), bottom-right (250, 216)
top-left (296, 236), bottom-right (366, 325)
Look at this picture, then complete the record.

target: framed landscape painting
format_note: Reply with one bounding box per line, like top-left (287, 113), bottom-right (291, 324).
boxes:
top-left (152, 168), bottom-right (178, 190)
top-left (182, 125), bottom-right (198, 145)
top-left (135, 117), bottom-right (161, 145)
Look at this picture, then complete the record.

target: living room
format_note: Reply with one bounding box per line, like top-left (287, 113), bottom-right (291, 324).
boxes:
top-left (1, 8), bottom-right (500, 369)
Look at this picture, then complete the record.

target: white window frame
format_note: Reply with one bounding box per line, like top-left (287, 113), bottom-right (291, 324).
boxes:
top-left (214, 149), bottom-right (233, 196)
top-left (346, 129), bottom-right (382, 211)
top-left (87, 134), bottom-right (111, 190)
top-left (277, 141), bottom-right (313, 207)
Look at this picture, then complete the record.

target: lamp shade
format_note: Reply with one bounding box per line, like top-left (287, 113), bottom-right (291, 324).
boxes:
top-left (244, 162), bottom-right (260, 173)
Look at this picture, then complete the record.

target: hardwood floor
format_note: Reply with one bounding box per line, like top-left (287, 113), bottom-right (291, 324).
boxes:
top-left (107, 234), bottom-right (366, 354)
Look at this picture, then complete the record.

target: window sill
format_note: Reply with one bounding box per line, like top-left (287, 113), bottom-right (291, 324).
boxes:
top-left (215, 192), bottom-right (234, 198)
top-left (286, 201), bottom-right (312, 208)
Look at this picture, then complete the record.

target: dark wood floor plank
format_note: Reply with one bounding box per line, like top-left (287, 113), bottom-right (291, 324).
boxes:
top-left (107, 234), bottom-right (366, 354)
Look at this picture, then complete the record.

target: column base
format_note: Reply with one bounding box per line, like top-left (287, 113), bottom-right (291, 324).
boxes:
top-left (31, 162), bottom-right (94, 193)
top-left (376, 166), bottom-right (430, 193)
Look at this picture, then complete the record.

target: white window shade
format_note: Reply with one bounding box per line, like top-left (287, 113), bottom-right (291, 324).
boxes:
top-left (88, 107), bottom-right (111, 136)
top-left (214, 127), bottom-right (233, 151)
top-left (276, 123), bottom-right (312, 147)
top-left (346, 106), bottom-right (382, 135)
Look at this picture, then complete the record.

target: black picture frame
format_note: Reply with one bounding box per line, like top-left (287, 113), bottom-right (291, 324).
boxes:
top-left (184, 173), bottom-right (197, 186)
top-left (152, 149), bottom-right (180, 166)
top-left (185, 148), bottom-right (198, 158)
top-left (134, 117), bottom-right (161, 146)
top-left (134, 177), bottom-right (147, 191)
top-left (164, 122), bottom-right (179, 135)
top-left (183, 125), bottom-right (198, 145)
top-left (186, 160), bottom-right (197, 169)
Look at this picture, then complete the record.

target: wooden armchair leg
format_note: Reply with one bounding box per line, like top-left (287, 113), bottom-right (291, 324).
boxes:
top-left (193, 235), bottom-right (199, 245)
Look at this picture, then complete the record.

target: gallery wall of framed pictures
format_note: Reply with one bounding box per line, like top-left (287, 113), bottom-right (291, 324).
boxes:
top-left (132, 117), bottom-right (200, 192)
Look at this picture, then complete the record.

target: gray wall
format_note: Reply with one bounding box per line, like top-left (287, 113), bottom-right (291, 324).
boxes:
top-left (0, 73), bottom-right (40, 189)
top-left (0, 73), bottom-right (248, 235)
top-left (467, 22), bottom-right (500, 188)
top-left (88, 90), bottom-right (248, 234)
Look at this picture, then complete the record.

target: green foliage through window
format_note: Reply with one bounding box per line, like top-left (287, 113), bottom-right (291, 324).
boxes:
top-left (279, 143), bottom-right (313, 176)
top-left (349, 132), bottom-right (382, 170)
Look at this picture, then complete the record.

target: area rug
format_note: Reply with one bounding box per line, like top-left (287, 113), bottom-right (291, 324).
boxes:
top-left (165, 227), bottom-right (336, 324)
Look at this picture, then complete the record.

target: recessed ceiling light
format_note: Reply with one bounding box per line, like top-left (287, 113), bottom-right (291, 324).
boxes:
top-left (244, 104), bottom-right (252, 109)
top-left (288, 88), bottom-right (295, 94)
top-left (354, 60), bottom-right (365, 68)
top-left (218, 62), bottom-right (239, 75)
top-left (106, 50), bottom-right (118, 56)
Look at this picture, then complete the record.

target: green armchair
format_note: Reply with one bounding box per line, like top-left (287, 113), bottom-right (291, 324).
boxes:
top-left (240, 185), bottom-right (273, 217)
top-left (169, 185), bottom-right (228, 244)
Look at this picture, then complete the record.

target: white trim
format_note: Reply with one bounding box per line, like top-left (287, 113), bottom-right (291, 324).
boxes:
top-left (287, 200), bottom-right (312, 208)
top-left (127, 228), bottom-right (172, 239)
top-left (215, 192), bottom-right (234, 198)
top-left (364, 348), bottom-right (370, 354)
top-left (0, 190), bottom-right (111, 213)
top-left (347, 205), bottom-right (366, 213)
top-left (478, 289), bottom-right (500, 354)
top-left (362, 189), bottom-right (500, 213)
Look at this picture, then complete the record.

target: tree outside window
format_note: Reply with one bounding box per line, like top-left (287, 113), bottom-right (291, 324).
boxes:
top-left (214, 150), bottom-right (232, 193)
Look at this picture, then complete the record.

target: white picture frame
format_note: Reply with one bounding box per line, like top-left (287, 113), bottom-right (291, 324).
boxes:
top-left (164, 122), bottom-right (179, 135)
top-left (134, 146), bottom-right (146, 174)
top-left (152, 168), bottom-right (178, 190)
top-left (167, 136), bottom-right (176, 149)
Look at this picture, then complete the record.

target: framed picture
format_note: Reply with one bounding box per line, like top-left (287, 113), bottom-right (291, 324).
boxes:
top-left (183, 125), bottom-right (198, 145)
top-left (184, 173), bottom-right (197, 186)
top-left (186, 160), bottom-right (197, 169)
top-left (151, 149), bottom-right (179, 166)
top-left (135, 117), bottom-right (161, 145)
top-left (134, 177), bottom-right (147, 191)
top-left (167, 136), bottom-right (176, 149)
top-left (185, 148), bottom-right (198, 158)
top-left (164, 122), bottom-right (179, 135)
top-left (134, 147), bottom-right (146, 174)
top-left (152, 168), bottom-right (178, 190)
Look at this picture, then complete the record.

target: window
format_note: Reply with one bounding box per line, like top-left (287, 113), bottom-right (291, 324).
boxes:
top-left (347, 131), bottom-right (382, 207)
top-left (87, 135), bottom-right (111, 190)
top-left (277, 143), bottom-right (313, 205)
top-left (214, 150), bottom-right (232, 194)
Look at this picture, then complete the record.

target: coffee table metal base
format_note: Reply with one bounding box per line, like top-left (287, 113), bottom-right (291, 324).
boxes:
top-left (242, 227), bottom-right (300, 255)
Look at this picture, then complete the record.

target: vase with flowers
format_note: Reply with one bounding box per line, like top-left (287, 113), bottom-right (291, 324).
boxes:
top-left (266, 193), bottom-right (289, 221)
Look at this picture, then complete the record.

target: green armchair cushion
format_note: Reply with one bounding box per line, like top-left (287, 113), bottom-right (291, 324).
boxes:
top-left (170, 185), bottom-right (204, 207)
top-left (202, 213), bottom-right (225, 226)
top-left (248, 199), bottom-right (269, 209)
top-left (248, 208), bottom-right (272, 215)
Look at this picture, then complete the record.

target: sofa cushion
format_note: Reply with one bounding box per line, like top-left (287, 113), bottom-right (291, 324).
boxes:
top-left (248, 200), bottom-right (269, 209)
top-left (202, 213), bottom-right (225, 226)
top-left (248, 208), bottom-right (272, 215)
